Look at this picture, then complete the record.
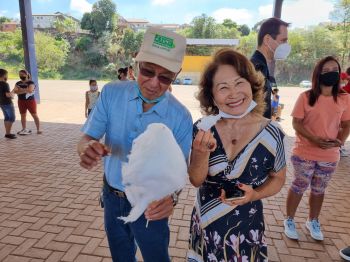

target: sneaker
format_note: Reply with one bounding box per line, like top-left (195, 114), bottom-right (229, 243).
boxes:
top-left (340, 246), bottom-right (350, 261)
top-left (17, 129), bottom-right (32, 135)
top-left (284, 218), bottom-right (299, 240)
top-left (4, 134), bottom-right (17, 139)
top-left (306, 219), bottom-right (324, 240)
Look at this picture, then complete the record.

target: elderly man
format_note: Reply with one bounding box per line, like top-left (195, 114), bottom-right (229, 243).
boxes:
top-left (251, 17), bottom-right (290, 119)
top-left (77, 27), bottom-right (192, 262)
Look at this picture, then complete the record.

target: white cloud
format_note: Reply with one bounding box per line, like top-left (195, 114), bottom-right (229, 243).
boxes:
top-left (0, 10), bottom-right (8, 16)
top-left (212, 8), bottom-right (253, 25)
top-left (258, 0), bottom-right (334, 28)
top-left (258, 4), bottom-right (273, 20)
top-left (183, 12), bottom-right (201, 24)
top-left (151, 0), bottom-right (175, 6)
top-left (15, 13), bottom-right (20, 19)
top-left (70, 0), bottom-right (93, 14)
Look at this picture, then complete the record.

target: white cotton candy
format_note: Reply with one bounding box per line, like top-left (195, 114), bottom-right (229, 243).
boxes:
top-left (119, 123), bottom-right (188, 223)
top-left (196, 115), bottom-right (221, 131)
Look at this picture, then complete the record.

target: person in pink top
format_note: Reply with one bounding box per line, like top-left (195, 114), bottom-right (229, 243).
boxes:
top-left (283, 56), bottom-right (350, 241)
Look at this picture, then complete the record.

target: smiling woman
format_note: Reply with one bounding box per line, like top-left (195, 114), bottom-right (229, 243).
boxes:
top-left (197, 48), bottom-right (265, 116)
top-left (187, 48), bottom-right (287, 262)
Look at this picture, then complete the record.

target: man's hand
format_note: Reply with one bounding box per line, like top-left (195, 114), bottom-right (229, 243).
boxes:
top-left (144, 196), bottom-right (174, 221)
top-left (79, 140), bottom-right (110, 170)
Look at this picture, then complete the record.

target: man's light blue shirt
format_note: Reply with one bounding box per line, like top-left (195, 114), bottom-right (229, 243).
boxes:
top-left (81, 81), bottom-right (193, 191)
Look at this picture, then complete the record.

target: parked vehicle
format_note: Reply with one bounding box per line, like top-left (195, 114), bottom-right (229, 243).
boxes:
top-left (183, 77), bottom-right (193, 85)
top-left (299, 80), bottom-right (312, 88)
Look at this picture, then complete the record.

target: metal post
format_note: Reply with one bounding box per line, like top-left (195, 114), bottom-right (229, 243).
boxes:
top-left (273, 0), bottom-right (283, 18)
top-left (19, 0), bottom-right (40, 103)
top-left (270, 0), bottom-right (284, 76)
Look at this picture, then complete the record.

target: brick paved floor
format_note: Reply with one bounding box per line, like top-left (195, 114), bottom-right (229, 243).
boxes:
top-left (1, 121), bottom-right (349, 261)
top-left (0, 83), bottom-right (349, 261)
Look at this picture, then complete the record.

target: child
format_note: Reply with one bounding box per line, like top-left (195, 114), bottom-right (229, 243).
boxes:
top-left (85, 79), bottom-right (100, 117)
top-left (271, 88), bottom-right (284, 121)
top-left (0, 69), bottom-right (16, 139)
top-left (13, 69), bottom-right (42, 135)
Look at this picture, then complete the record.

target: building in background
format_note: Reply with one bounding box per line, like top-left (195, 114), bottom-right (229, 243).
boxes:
top-left (32, 12), bottom-right (79, 29)
top-left (0, 21), bottom-right (20, 32)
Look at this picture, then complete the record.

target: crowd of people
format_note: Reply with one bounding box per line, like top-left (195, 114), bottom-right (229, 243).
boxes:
top-left (1, 17), bottom-right (350, 262)
top-left (77, 21), bottom-right (350, 262)
top-left (0, 69), bottom-right (42, 139)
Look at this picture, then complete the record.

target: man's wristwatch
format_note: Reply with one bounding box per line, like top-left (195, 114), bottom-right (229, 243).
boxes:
top-left (171, 192), bottom-right (179, 206)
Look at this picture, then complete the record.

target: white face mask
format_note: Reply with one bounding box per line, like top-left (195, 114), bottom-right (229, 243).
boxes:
top-left (273, 43), bottom-right (291, 60)
top-left (196, 100), bottom-right (257, 131)
top-left (267, 39), bottom-right (291, 60)
top-left (90, 85), bottom-right (98, 92)
top-left (219, 100), bottom-right (257, 119)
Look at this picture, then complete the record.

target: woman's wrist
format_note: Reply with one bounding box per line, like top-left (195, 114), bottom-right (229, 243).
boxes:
top-left (335, 138), bottom-right (343, 147)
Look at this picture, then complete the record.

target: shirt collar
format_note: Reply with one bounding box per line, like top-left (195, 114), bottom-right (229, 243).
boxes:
top-left (128, 82), bottom-right (139, 101)
top-left (128, 83), bottom-right (169, 118)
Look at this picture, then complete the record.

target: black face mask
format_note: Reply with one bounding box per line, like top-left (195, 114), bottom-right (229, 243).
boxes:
top-left (319, 71), bottom-right (339, 86)
top-left (20, 76), bottom-right (27, 81)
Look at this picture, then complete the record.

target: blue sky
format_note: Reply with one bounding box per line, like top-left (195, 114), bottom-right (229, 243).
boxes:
top-left (0, 0), bottom-right (335, 28)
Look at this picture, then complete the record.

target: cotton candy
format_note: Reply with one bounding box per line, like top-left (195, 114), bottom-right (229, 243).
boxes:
top-left (119, 123), bottom-right (188, 223)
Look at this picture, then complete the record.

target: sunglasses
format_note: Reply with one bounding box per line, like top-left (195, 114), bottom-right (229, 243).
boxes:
top-left (139, 64), bottom-right (175, 85)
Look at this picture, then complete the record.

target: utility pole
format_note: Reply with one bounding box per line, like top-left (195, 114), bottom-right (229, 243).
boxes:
top-left (270, 0), bottom-right (284, 76)
top-left (19, 0), bottom-right (40, 103)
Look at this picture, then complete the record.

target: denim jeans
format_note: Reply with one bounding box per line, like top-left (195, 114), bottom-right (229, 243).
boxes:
top-left (0, 103), bottom-right (15, 122)
top-left (103, 185), bottom-right (170, 262)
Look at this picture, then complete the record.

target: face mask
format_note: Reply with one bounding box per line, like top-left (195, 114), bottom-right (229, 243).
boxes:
top-left (20, 76), bottom-right (26, 81)
top-left (219, 100), bottom-right (257, 119)
top-left (196, 100), bottom-right (257, 131)
top-left (90, 85), bottom-right (98, 92)
top-left (138, 87), bottom-right (166, 104)
top-left (273, 43), bottom-right (291, 60)
top-left (319, 71), bottom-right (339, 86)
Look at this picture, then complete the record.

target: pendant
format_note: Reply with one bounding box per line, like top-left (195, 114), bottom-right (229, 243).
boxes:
top-left (232, 139), bottom-right (237, 145)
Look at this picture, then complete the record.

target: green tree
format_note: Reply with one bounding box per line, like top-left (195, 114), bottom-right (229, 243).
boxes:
top-left (81, 0), bottom-right (117, 38)
top-left (0, 29), bottom-right (24, 62)
top-left (120, 28), bottom-right (144, 64)
top-left (329, 0), bottom-right (350, 67)
top-left (236, 31), bottom-right (257, 57)
top-left (0, 16), bottom-right (11, 25)
top-left (34, 32), bottom-right (70, 73)
top-left (54, 17), bottom-right (78, 33)
top-left (222, 19), bottom-right (238, 29)
top-left (75, 36), bottom-right (93, 52)
top-left (238, 24), bottom-right (250, 36)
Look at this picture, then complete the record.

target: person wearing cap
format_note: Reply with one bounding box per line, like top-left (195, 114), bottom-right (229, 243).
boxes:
top-left (77, 27), bottom-right (192, 262)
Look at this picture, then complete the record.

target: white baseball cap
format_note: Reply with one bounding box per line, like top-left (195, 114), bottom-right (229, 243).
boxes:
top-left (135, 27), bottom-right (186, 73)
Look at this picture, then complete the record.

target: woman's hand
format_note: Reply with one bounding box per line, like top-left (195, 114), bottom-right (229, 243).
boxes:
top-left (310, 136), bottom-right (335, 149)
top-left (219, 183), bottom-right (258, 206)
top-left (192, 130), bottom-right (217, 154)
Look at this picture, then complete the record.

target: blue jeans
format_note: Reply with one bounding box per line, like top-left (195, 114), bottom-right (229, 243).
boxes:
top-left (103, 185), bottom-right (170, 262)
top-left (0, 103), bottom-right (15, 122)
